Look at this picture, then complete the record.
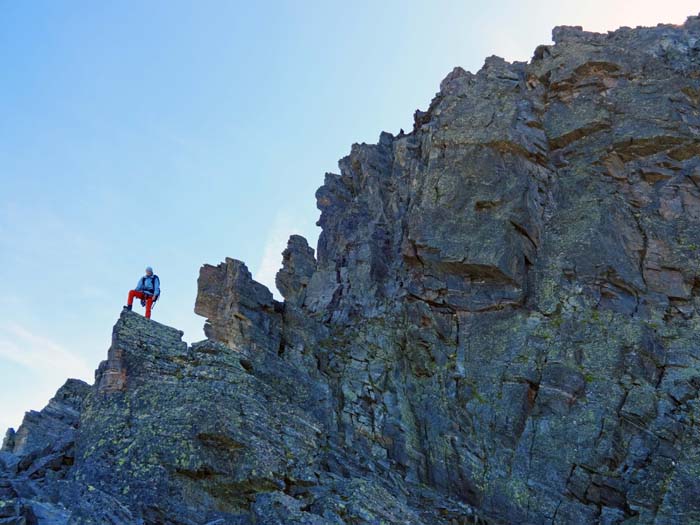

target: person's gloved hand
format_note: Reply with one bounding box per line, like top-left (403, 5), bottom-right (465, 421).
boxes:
top-left (140, 299), bottom-right (146, 307)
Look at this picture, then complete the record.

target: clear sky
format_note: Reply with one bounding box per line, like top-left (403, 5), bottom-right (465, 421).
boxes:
top-left (1, 1), bottom-right (697, 433)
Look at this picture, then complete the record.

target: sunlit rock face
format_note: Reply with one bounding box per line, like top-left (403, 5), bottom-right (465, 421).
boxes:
top-left (3, 14), bottom-right (700, 525)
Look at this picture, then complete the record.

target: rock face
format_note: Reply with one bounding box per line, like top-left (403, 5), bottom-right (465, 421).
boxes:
top-left (1, 379), bottom-right (89, 523)
top-left (3, 14), bottom-right (700, 524)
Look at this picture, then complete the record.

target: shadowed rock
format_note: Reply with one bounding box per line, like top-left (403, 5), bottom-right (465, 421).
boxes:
top-left (276, 235), bottom-right (317, 306)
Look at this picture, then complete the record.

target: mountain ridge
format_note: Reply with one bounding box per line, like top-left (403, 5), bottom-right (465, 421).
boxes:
top-left (3, 13), bottom-right (700, 524)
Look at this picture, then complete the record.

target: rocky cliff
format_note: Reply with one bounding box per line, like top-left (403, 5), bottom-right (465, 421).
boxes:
top-left (3, 14), bottom-right (700, 525)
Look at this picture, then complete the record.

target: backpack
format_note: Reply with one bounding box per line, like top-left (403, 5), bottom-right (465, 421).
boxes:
top-left (141, 274), bottom-right (160, 299)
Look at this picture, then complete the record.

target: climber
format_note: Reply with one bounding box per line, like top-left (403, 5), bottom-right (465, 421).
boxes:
top-left (123, 266), bottom-right (160, 319)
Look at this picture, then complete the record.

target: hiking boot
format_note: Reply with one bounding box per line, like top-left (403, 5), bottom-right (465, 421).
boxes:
top-left (123, 305), bottom-right (132, 311)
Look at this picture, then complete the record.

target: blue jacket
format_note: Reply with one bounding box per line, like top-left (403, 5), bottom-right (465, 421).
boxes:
top-left (136, 274), bottom-right (160, 297)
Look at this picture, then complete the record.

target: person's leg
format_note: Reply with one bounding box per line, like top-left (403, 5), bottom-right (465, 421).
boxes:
top-left (126, 290), bottom-right (144, 310)
top-left (145, 295), bottom-right (154, 319)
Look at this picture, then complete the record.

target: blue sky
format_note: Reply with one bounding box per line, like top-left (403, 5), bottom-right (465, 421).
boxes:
top-left (1, 1), bottom-right (697, 432)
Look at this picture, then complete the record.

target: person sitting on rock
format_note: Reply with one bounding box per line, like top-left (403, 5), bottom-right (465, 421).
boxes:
top-left (123, 266), bottom-right (160, 319)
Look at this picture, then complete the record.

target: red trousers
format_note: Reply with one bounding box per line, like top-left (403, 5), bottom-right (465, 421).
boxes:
top-left (127, 290), bottom-right (155, 319)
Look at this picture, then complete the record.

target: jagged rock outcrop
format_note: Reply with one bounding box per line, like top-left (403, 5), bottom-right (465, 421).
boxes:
top-left (195, 258), bottom-right (283, 353)
top-left (275, 235), bottom-right (317, 307)
top-left (1, 379), bottom-right (90, 524)
top-left (3, 13), bottom-right (700, 524)
top-left (2, 311), bottom-right (482, 524)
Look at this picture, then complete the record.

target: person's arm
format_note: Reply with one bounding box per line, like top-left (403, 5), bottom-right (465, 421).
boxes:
top-left (154, 276), bottom-right (160, 297)
top-left (135, 277), bottom-right (143, 291)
